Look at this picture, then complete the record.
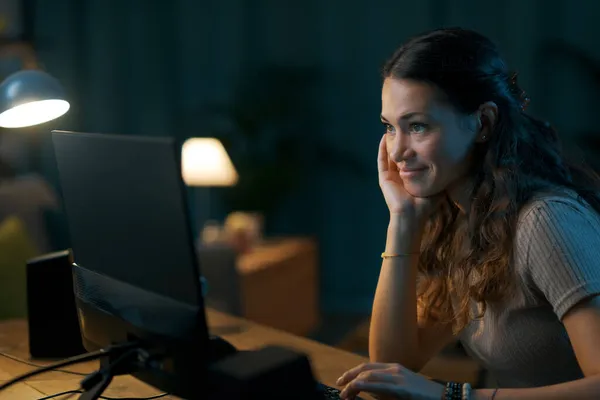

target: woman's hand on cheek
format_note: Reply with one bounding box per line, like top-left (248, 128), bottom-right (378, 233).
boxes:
top-left (335, 362), bottom-right (445, 400)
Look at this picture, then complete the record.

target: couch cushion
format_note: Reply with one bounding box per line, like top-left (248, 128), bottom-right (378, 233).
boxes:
top-left (0, 216), bottom-right (38, 319)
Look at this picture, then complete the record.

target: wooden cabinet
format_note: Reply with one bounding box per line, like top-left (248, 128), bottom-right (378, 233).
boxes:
top-left (198, 237), bottom-right (319, 336)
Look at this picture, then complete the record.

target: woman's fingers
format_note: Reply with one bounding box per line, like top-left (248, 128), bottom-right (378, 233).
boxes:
top-left (377, 135), bottom-right (389, 175)
top-left (341, 381), bottom-right (405, 400)
top-left (340, 370), bottom-right (404, 399)
top-left (389, 153), bottom-right (400, 175)
top-left (336, 362), bottom-right (391, 386)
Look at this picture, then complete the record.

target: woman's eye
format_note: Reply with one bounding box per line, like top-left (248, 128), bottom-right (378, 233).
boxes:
top-left (409, 123), bottom-right (428, 134)
top-left (383, 123), bottom-right (395, 134)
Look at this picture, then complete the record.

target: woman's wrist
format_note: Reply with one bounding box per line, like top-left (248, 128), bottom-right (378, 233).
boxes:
top-left (471, 388), bottom-right (499, 400)
top-left (386, 217), bottom-right (423, 254)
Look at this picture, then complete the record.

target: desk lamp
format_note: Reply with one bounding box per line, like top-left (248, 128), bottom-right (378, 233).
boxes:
top-left (0, 69), bottom-right (69, 128)
top-left (181, 137), bottom-right (238, 244)
top-left (0, 70), bottom-right (76, 359)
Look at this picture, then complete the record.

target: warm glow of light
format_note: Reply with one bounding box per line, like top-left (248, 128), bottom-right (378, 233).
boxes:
top-left (0, 99), bottom-right (70, 128)
top-left (181, 137), bottom-right (238, 186)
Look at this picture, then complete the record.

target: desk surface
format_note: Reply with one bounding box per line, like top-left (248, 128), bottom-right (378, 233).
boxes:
top-left (0, 309), bottom-right (370, 399)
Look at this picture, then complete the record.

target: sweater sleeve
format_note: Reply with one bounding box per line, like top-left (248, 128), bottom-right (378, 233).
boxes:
top-left (520, 198), bottom-right (600, 320)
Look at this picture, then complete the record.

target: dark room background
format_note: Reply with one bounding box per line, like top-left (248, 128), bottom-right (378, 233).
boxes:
top-left (9, 0), bottom-right (600, 314)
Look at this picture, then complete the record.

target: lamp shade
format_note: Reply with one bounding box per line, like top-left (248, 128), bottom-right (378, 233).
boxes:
top-left (181, 137), bottom-right (238, 186)
top-left (0, 70), bottom-right (70, 128)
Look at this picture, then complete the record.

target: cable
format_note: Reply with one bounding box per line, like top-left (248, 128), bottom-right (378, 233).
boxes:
top-left (0, 350), bottom-right (106, 391)
top-left (38, 390), bottom-right (80, 400)
top-left (99, 392), bottom-right (169, 400)
top-left (0, 351), bottom-right (89, 376)
top-left (37, 390), bottom-right (169, 400)
top-left (0, 344), bottom-right (169, 399)
top-left (0, 342), bottom-right (137, 392)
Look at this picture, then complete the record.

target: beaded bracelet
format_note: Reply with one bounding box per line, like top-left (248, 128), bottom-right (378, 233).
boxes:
top-left (443, 382), bottom-right (471, 400)
top-left (463, 383), bottom-right (472, 399)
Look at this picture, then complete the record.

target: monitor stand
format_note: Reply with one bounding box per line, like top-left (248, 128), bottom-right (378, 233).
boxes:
top-left (79, 346), bottom-right (144, 400)
top-left (78, 337), bottom-right (322, 400)
top-left (78, 336), bottom-right (237, 400)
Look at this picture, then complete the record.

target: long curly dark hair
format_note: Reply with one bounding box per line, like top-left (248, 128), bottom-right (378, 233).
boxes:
top-left (382, 27), bottom-right (600, 332)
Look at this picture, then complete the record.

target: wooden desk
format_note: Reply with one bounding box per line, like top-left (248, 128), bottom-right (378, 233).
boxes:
top-left (0, 309), bottom-right (369, 399)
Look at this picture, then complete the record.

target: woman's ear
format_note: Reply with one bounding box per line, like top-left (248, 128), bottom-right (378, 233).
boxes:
top-left (475, 101), bottom-right (498, 143)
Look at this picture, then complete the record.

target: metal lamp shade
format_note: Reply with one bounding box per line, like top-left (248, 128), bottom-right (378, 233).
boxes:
top-left (0, 70), bottom-right (70, 128)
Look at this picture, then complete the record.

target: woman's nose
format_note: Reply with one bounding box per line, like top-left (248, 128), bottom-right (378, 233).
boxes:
top-left (389, 134), bottom-right (413, 163)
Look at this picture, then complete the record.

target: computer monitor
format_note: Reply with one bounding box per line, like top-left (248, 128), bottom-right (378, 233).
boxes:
top-left (52, 130), bottom-right (333, 400)
top-left (51, 130), bottom-right (234, 398)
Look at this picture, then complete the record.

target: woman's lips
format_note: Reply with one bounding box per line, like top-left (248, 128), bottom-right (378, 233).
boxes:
top-left (399, 167), bottom-right (428, 178)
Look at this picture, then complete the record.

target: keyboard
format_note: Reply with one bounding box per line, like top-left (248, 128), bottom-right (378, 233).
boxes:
top-left (316, 383), bottom-right (364, 400)
top-left (317, 383), bottom-right (342, 399)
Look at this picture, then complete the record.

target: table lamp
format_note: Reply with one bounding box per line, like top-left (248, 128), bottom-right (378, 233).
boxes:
top-left (0, 69), bottom-right (70, 128)
top-left (181, 137), bottom-right (238, 243)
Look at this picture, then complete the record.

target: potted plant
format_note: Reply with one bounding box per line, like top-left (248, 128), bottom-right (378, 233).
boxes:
top-left (187, 65), bottom-right (366, 231)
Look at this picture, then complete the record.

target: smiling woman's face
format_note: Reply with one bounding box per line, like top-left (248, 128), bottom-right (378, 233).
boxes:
top-left (381, 78), bottom-right (479, 198)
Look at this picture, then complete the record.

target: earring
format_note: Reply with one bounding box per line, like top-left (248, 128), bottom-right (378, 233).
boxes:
top-left (482, 135), bottom-right (487, 140)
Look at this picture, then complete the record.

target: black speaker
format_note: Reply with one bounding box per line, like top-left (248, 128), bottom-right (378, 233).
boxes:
top-left (26, 249), bottom-right (86, 358)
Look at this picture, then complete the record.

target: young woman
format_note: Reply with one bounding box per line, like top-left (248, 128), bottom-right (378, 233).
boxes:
top-left (336, 28), bottom-right (600, 400)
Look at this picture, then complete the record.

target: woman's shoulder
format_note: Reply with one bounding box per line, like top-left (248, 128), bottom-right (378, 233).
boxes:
top-left (512, 188), bottom-right (600, 320)
top-left (514, 187), bottom-right (600, 260)
top-left (517, 187), bottom-right (598, 229)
